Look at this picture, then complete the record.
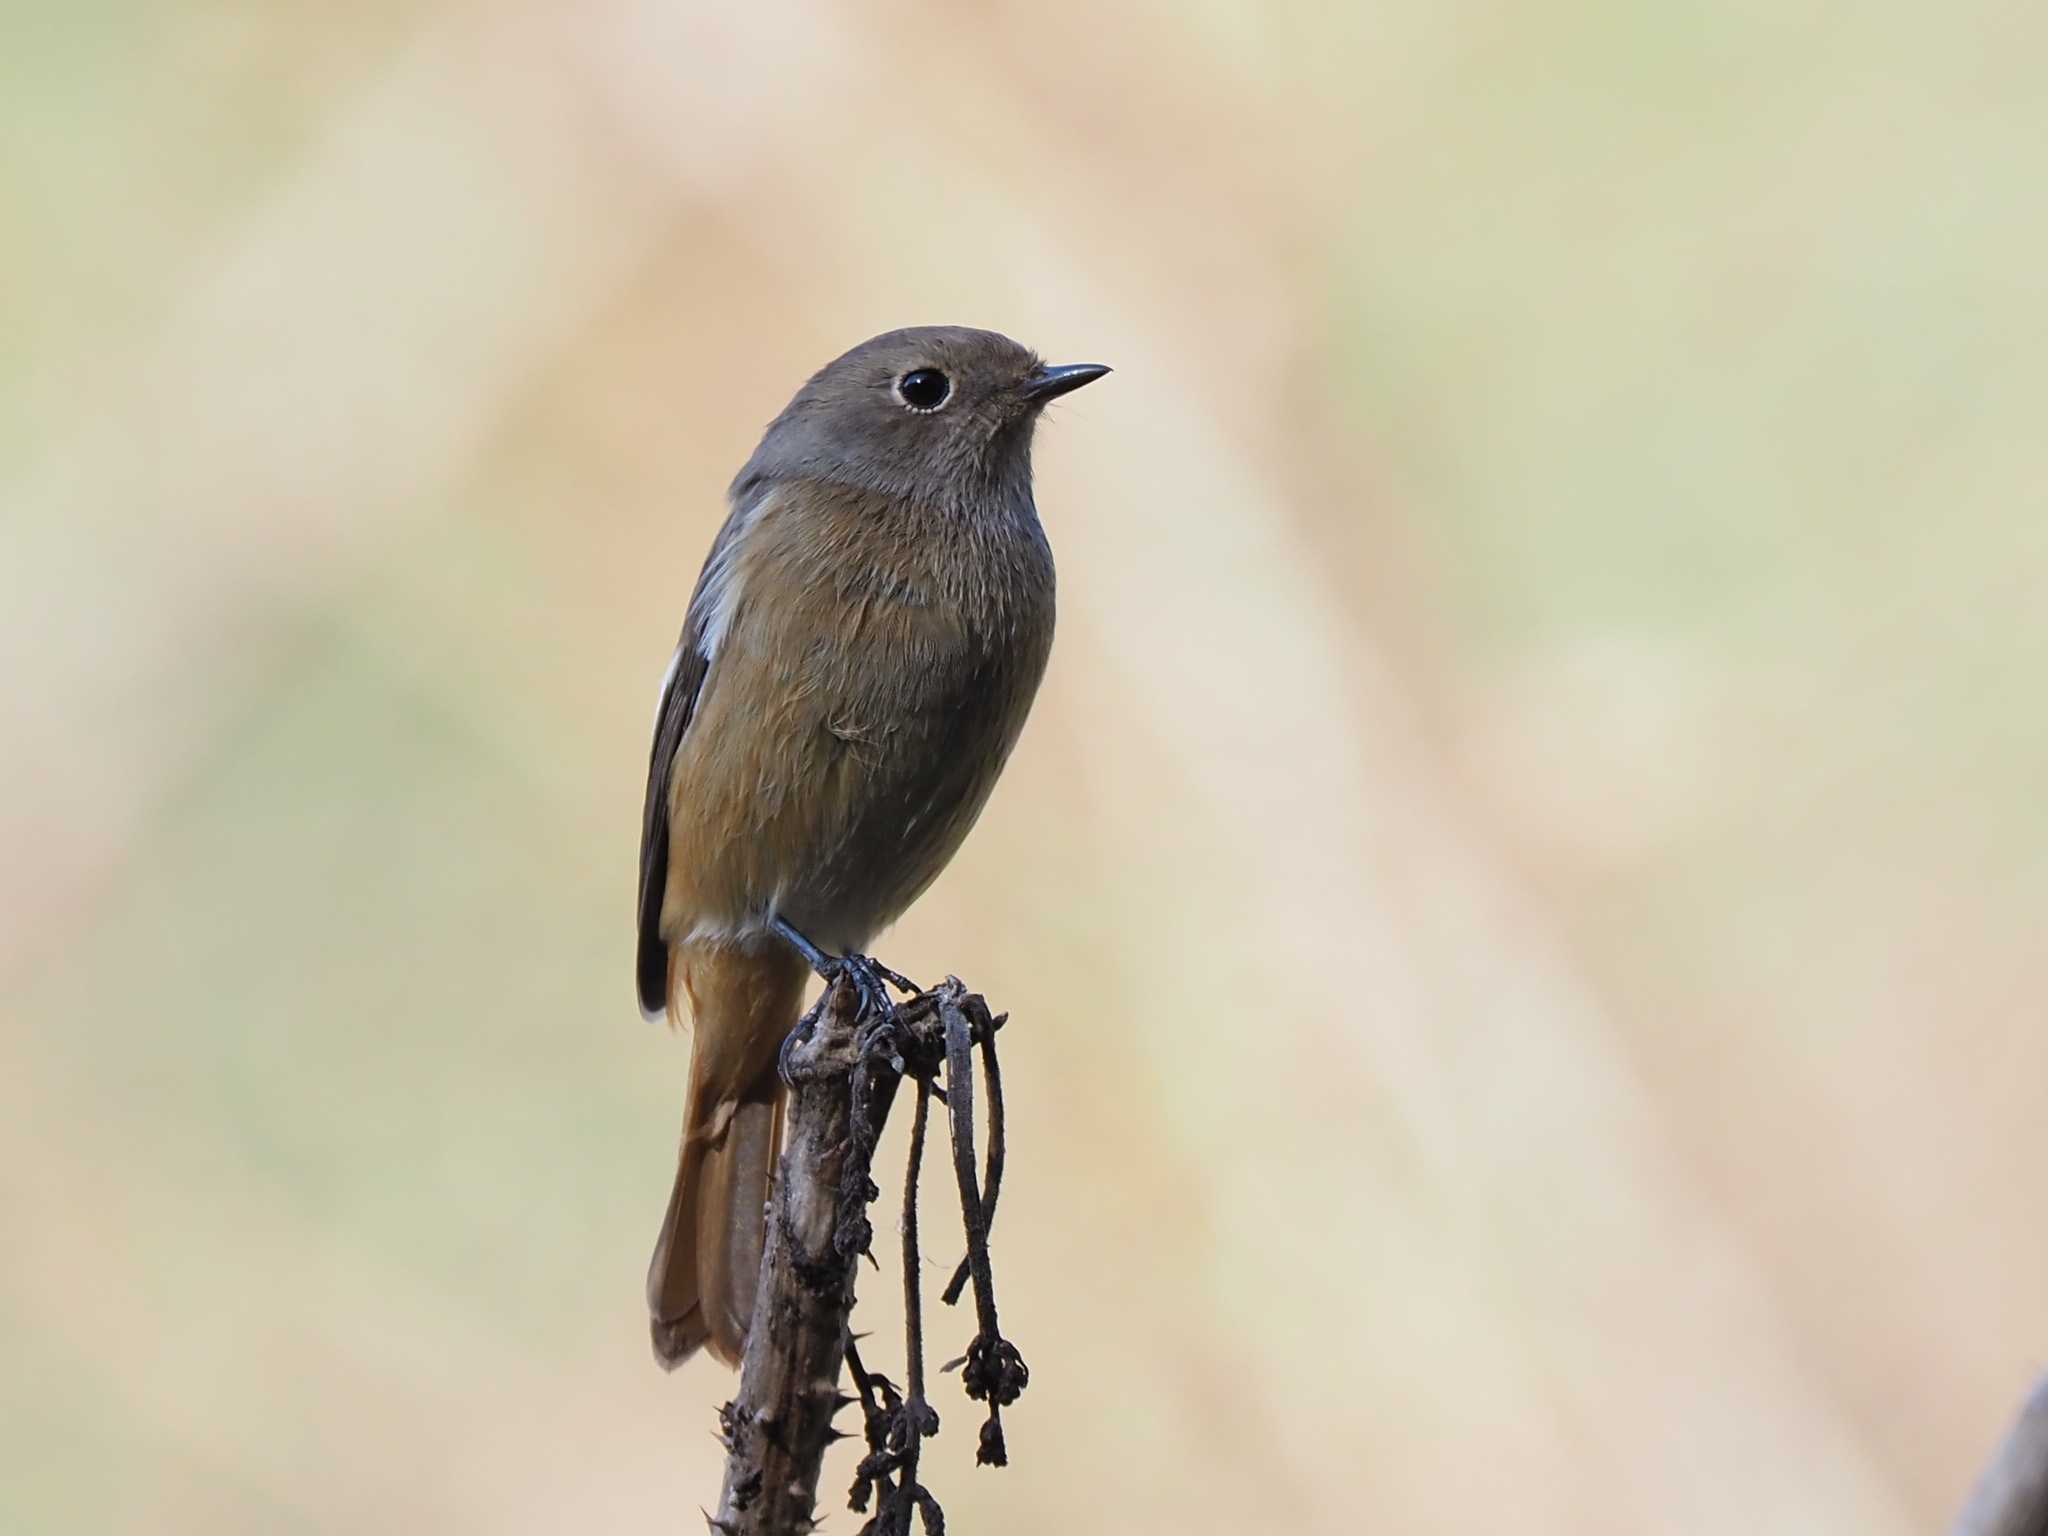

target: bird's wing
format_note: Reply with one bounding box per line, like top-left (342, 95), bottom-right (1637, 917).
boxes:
top-left (636, 637), bottom-right (708, 1017)
top-left (635, 494), bottom-right (764, 1018)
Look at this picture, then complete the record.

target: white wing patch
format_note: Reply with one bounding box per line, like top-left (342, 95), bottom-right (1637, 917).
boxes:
top-left (652, 643), bottom-right (685, 730)
top-left (695, 486), bottom-right (776, 665)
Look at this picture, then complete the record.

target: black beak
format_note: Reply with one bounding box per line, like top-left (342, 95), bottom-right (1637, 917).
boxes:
top-left (1020, 362), bottom-right (1112, 404)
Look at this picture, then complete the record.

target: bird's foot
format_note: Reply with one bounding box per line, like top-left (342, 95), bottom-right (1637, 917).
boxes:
top-left (772, 917), bottom-right (918, 1009)
top-left (773, 918), bottom-right (921, 1085)
top-left (836, 951), bottom-right (920, 1023)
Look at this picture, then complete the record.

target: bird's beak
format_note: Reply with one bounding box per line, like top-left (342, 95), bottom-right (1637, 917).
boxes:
top-left (1020, 362), bottom-right (1112, 403)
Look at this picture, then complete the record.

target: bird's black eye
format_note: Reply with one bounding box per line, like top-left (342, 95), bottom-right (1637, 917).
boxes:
top-left (896, 368), bottom-right (950, 412)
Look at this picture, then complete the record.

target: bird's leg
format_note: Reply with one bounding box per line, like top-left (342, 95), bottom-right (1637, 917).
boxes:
top-left (771, 917), bottom-right (921, 1028)
top-left (770, 915), bottom-right (836, 978)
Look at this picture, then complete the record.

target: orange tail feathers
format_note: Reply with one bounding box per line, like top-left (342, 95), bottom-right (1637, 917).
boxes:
top-left (646, 940), bottom-right (807, 1369)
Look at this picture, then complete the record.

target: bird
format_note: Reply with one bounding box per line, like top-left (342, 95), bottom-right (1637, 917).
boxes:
top-left (636, 325), bottom-right (1108, 1369)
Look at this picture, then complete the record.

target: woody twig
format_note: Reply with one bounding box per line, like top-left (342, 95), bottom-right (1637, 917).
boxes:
top-left (710, 971), bottom-right (1025, 1536)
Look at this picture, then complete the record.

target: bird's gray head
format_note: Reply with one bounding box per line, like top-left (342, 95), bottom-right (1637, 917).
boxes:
top-left (733, 326), bottom-right (1109, 514)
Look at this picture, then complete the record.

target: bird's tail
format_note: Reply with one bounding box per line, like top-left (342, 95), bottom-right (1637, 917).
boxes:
top-left (646, 941), bottom-right (805, 1369)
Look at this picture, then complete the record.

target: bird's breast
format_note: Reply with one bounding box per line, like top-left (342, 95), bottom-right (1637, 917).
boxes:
top-left (664, 486), bottom-right (1054, 951)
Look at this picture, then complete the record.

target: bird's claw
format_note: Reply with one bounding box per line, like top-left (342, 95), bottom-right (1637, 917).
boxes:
top-left (830, 951), bottom-right (914, 1027)
top-left (776, 1004), bottom-right (818, 1088)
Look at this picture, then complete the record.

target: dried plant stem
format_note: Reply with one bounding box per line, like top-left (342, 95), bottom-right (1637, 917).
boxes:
top-left (941, 1027), bottom-right (1004, 1308)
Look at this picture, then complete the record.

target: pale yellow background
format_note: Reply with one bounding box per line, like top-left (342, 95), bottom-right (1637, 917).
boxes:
top-left (6, 4), bottom-right (2046, 1532)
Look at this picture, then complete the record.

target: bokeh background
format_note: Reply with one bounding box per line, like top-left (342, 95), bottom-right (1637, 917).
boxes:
top-left (7, 3), bottom-right (2046, 1531)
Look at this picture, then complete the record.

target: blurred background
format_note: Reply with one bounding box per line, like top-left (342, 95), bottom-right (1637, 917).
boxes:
top-left (6, 2), bottom-right (2046, 1531)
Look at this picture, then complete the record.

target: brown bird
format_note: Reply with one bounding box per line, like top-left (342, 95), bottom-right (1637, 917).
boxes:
top-left (637, 326), bottom-right (1108, 1369)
